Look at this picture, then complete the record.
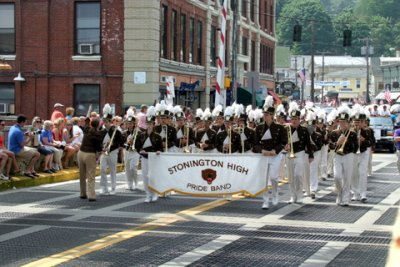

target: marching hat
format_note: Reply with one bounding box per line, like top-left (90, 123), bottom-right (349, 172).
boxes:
top-left (202, 108), bottom-right (212, 122)
top-left (224, 106), bottom-right (234, 122)
top-left (173, 105), bottom-right (185, 120)
top-left (155, 100), bottom-right (170, 117)
top-left (212, 105), bottom-right (224, 118)
top-left (263, 96), bottom-right (275, 114)
top-left (146, 106), bottom-right (156, 123)
top-left (102, 103), bottom-right (113, 121)
top-left (337, 104), bottom-right (351, 121)
top-left (288, 101), bottom-right (300, 118)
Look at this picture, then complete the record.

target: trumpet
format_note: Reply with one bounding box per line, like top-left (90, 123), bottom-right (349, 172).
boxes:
top-left (162, 125), bottom-right (168, 152)
top-left (104, 126), bottom-right (118, 155)
top-left (287, 125), bottom-right (296, 159)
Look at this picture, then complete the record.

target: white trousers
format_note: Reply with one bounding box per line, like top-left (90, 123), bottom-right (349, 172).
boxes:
top-left (100, 150), bottom-right (118, 191)
top-left (262, 154), bottom-right (281, 203)
top-left (278, 152), bottom-right (287, 181)
top-left (310, 150), bottom-right (321, 192)
top-left (288, 151), bottom-right (306, 202)
top-left (352, 149), bottom-right (370, 198)
top-left (397, 150), bottom-right (400, 173)
top-left (319, 144), bottom-right (328, 178)
top-left (334, 153), bottom-right (354, 204)
top-left (124, 150), bottom-right (140, 189)
top-left (327, 149), bottom-right (335, 176)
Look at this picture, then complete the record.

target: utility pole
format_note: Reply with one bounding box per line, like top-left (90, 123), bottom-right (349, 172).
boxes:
top-left (294, 56), bottom-right (298, 87)
top-left (361, 37), bottom-right (373, 104)
top-left (301, 57), bottom-right (305, 104)
top-left (310, 20), bottom-right (315, 102)
top-left (321, 52), bottom-right (326, 104)
top-left (231, 0), bottom-right (238, 104)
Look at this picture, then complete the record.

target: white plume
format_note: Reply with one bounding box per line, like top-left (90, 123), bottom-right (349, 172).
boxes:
top-left (196, 108), bottom-right (203, 118)
top-left (224, 106), bottom-right (234, 117)
top-left (147, 106), bottom-right (156, 118)
top-left (202, 108), bottom-right (212, 120)
top-left (167, 104), bottom-right (174, 114)
top-left (317, 109), bottom-right (326, 122)
top-left (263, 95), bottom-right (274, 108)
top-left (275, 104), bottom-right (285, 115)
top-left (126, 108), bottom-right (135, 118)
top-left (246, 105), bottom-right (253, 115)
top-left (351, 103), bottom-right (364, 117)
top-left (235, 104), bottom-right (244, 117)
top-left (288, 101), bottom-right (299, 114)
top-left (231, 101), bottom-right (238, 115)
top-left (254, 108), bottom-right (264, 123)
top-left (305, 110), bottom-right (316, 122)
top-left (305, 101), bottom-right (314, 110)
top-left (327, 109), bottom-right (338, 123)
top-left (248, 110), bottom-right (255, 122)
top-left (173, 105), bottom-right (183, 114)
top-left (337, 103), bottom-right (351, 116)
top-left (212, 104), bottom-right (223, 117)
top-left (103, 103), bottom-right (112, 116)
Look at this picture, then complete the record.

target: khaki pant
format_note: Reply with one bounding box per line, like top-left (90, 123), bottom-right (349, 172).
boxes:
top-left (78, 151), bottom-right (97, 199)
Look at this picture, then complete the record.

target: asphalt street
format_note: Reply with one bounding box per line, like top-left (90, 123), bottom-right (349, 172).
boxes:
top-left (0, 153), bottom-right (398, 267)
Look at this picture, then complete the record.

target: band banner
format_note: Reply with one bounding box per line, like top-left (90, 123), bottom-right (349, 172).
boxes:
top-left (148, 153), bottom-right (268, 196)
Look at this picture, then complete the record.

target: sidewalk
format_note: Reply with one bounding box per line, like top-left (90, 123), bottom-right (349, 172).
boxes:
top-left (0, 164), bottom-right (125, 192)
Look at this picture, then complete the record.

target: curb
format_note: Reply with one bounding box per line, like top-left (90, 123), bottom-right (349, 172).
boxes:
top-left (0, 164), bottom-right (125, 191)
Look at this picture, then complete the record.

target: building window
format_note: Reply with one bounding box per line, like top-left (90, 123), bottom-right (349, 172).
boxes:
top-left (170, 10), bottom-right (178, 60)
top-left (197, 20), bottom-right (203, 65)
top-left (210, 25), bottom-right (217, 67)
top-left (0, 83), bottom-right (15, 114)
top-left (356, 79), bottom-right (361, 88)
top-left (0, 4), bottom-right (15, 54)
top-left (251, 40), bottom-right (255, 71)
top-left (242, 37), bottom-right (248, 55)
top-left (180, 14), bottom-right (187, 63)
top-left (189, 17), bottom-right (195, 63)
top-left (74, 84), bottom-right (100, 116)
top-left (250, 0), bottom-right (255, 22)
top-left (160, 5), bottom-right (168, 59)
top-left (241, 0), bottom-right (247, 18)
top-left (75, 2), bottom-right (100, 55)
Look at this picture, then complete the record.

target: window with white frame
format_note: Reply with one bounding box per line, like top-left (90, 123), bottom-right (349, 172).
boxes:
top-left (0, 83), bottom-right (15, 114)
top-left (75, 2), bottom-right (100, 55)
top-left (74, 84), bottom-right (100, 116)
top-left (356, 79), bottom-right (361, 88)
top-left (0, 4), bottom-right (15, 54)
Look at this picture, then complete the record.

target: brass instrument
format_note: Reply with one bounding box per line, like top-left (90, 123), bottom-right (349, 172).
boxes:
top-left (228, 127), bottom-right (232, 154)
top-left (183, 123), bottom-right (191, 153)
top-left (238, 126), bottom-right (245, 154)
top-left (126, 128), bottom-right (139, 152)
top-left (335, 128), bottom-right (352, 155)
top-left (287, 125), bottom-right (296, 159)
top-left (356, 128), bottom-right (361, 154)
top-left (104, 126), bottom-right (118, 155)
top-left (162, 125), bottom-right (168, 152)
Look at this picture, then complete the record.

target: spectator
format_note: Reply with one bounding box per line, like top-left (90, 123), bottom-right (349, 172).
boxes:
top-left (65, 107), bottom-right (75, 120)
top-left (51, 103), bottom-right (65, 122)
top-left (137, 104), bottom-right (148, 131)
top-left (53, 118), bottom-right (76, 169)
top-left (69, 117), bottom-right (84, 149)
top-left (41, 120), bottom-right (63, 171)
top-left (7, 115), bottom-right (40, 178)
top-left (28, 117), bottom-right (55, 173)
top-left (78, 116), bottom-right (86, 130)
top-left (0, 120), bottom-right (20, 177)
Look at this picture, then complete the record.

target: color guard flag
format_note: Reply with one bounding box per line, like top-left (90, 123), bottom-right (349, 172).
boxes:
top-left (298, 68), bottom-right (306, 83)
top-left (384, 87), bottom-right (391, 104)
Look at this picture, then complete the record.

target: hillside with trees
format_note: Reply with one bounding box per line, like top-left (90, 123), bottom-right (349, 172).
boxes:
top-left (276, 0), bottom-right (400, 56)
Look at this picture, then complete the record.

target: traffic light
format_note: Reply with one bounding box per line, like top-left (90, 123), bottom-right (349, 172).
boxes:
top-left (293, 25), bottom-right (302, 42)
top-left (224, 76), bottom-right (231, 89)
top-left (343, 29), bottom-right (352, 47)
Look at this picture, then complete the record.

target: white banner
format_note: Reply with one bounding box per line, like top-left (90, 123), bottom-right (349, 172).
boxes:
top-left (148, 153), bottom-right (268, 196)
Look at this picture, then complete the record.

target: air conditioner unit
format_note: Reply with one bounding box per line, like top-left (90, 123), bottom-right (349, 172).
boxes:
top-left (0, 103), bottom-right (9, 114)
top-left (78, 44), bottom-right (94, 55)
top-left (160, 76), bottom-right (176, 83)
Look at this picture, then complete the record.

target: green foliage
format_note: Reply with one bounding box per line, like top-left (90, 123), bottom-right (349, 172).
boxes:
top-left (277, 0), bottom-right (335, 55)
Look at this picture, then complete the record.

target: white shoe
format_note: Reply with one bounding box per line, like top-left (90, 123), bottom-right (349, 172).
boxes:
top-left (109, 190), bottom-right (116, 195)
top-left (99, 188), bottom-right (109, 195)
top-left (144, 197), bottom-right (151, 203)
top-left (0, 174), bottom-right (8, 180)
top-left (262, 202), bottom-right (269, 209)
top-left (272, 196), bottom-right (279, 206)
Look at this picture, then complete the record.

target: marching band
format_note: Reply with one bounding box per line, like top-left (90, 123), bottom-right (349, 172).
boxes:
top-left (78, 97), bottom-right (379, 209)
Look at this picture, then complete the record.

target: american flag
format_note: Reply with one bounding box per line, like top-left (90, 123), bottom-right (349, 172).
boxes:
top-left (298, 68), bottom-right (306, 83)
top-left (384, 87), bottom-right (391, 104)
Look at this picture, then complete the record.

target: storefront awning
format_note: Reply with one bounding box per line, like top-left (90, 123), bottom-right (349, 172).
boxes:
top-left (338, 92), bottom-right (358, 99)
top-left (375, 92), bottom-right (400, 100)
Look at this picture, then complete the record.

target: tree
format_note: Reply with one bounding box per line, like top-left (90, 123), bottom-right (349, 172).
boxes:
top-left (277, 0), bottom-right (335, 55)
top-left (355, 0), bottom-right (400, 23)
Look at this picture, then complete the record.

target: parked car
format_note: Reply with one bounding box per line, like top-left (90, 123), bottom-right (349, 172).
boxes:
top-left (369, 116), bottom-right (396, 153)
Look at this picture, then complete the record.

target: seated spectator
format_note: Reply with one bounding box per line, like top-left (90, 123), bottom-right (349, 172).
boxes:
top-left (7, 115), bottom-right (40, 178)
top-left (41, 120), bottom-right (63, 171)
top-left (78, 116), bottom-right (86, 130)
top-left (0, 120), bottom-right (20, 178)
top-left (53, 118), bottom-right (77, 168)
top-left (64, 118), bottom-right (83, 151)
top-left (28, 117), bottom-right (55, 173)
top-left (51, 103), bottom-right (65, 122)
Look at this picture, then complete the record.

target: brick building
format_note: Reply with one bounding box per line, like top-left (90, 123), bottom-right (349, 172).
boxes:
top-left (0, 0), bottom-right (275, 119)
top-left (0, 0), bottom-right (124, 120)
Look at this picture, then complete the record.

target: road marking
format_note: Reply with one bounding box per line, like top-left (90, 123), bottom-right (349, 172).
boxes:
top-left (21, 198), bottom-right (232, 267)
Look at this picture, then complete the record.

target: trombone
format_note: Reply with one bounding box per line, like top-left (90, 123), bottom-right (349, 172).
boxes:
top-left (183, 123), bottom-right (191, 153)
top-left (335, 128), bottom-right (352, 155)
top-left (104, 126), bottom-right (118, 155)
top-left (287, 125), bottom-right (296, 159)
top-left (126, 128), bottom-right (138, 152)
